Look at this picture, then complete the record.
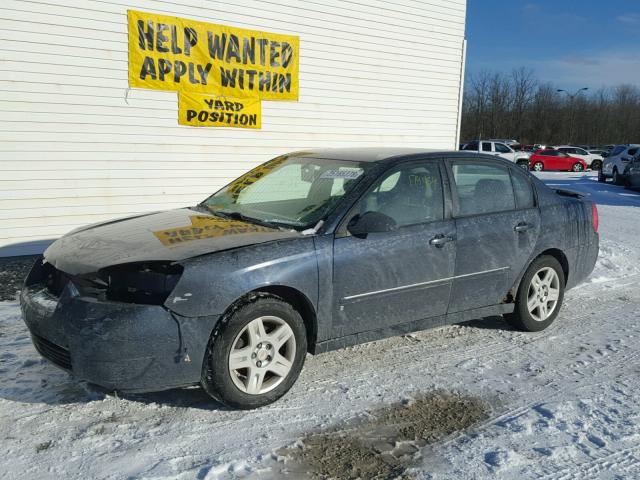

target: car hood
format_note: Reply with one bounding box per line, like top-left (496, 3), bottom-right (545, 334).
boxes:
top-left (44, 207), bottom-right (304, 275)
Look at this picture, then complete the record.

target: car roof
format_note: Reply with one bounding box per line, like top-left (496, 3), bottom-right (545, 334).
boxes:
top-left (285, 148), bottom-right (522, 168)
top-left (289, 147), bottom-right (443, 163)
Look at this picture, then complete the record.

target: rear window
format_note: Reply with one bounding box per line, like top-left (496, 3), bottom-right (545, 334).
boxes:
top-left (611, 146), bottom-right (625, 156)
top-left (451, 163), bottom-right (516, 216)
top-left (511, 171), bottom-right (535, 209)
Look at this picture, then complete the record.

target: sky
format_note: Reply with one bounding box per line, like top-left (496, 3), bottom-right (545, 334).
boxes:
top-left (465, 0), bottom-right (640, 90)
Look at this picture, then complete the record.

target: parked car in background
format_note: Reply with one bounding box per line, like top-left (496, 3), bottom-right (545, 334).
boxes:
top-left (20, 148), bottom-right (599, 409)
top-left (462, 140), bottom-right (530, 168)
top-left (599, 144), bottom-right (640, 184)
top-left (530, 149), bottom-right (588, 172)
top-left (623, 151), bottom-right (640, 189)
top-left (553, 146), bottom-right (603, 170)
top-left (589, 149), bottom-right (607, 158)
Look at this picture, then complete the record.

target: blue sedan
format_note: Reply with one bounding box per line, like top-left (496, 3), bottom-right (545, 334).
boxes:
top-left (21, 148), bottom-right (599, 409)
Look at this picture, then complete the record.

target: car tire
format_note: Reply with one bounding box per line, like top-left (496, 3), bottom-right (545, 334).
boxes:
top-left (517, 160), bottom-right (530, 170)
top-left (572, 163), bottom-right (584, 172)
top-left (201, 293), bottom-right (307, 409)
top-left (533, 161), bottom-right (544, 172)
top-left (612, 168), bottom-right (622, 185)
top-left (591, 160), bottom-right (602, 171)
top-left (505, 255), bottom-right (565, 332)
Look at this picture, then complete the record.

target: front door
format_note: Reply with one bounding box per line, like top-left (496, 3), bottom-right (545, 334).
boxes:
top-left (446, 159), bottom-right (540, 313)
top-left (331, 160), bottom-right (456, 337)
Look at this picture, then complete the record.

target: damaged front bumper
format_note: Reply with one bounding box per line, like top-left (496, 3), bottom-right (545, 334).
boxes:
top-left (20, 262), bottom-right (219, 393)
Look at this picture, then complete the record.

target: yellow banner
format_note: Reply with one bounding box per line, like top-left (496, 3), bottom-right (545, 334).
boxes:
top-left (178, 92), bottom-right (261, 128)
top-left (154, 216), bottom-right (272, 246)
top-left (127, 10), bottom-right (299, 100)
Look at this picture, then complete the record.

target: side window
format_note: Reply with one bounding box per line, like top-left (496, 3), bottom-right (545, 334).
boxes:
top-left (495, 143), bottom-right (511, 153)
top-left (463, 141), bottom-right (479, 151)
top-left (358, 163), bottom-right (444, 227)
top-left (451, 162), bottom-right (516, 216)
top-left (510, 171), bottom-right (535, 209)
top-left (576, 148), bottom-right (588, 155)
top-left (628, 148), bottom-right (638, 156)
top-left (481, 142), bottom-right (492, 152)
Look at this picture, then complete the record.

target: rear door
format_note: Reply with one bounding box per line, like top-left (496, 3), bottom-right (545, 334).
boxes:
top-left (331, 159), bottom-right (456, 337)
top-left (445, 159), bottom-right (540, 313)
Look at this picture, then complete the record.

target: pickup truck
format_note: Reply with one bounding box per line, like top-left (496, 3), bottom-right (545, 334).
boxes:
top-left (461, 140), bottom-right (531, 169)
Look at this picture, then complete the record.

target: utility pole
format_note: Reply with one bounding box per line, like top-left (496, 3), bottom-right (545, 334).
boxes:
top-left (557, 87), bottom-right (588, 144)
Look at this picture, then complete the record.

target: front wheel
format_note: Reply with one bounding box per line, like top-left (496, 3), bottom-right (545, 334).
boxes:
top-left (572, 163), bottom-right (584, 172)
top-left (533, 161), bottom-right (544, 172)
top-left (505, 255), bottom-right (565, 332)
top-left (201, 294), bottom-right (307, 409)
top-left (591, 160), bottom-right (602, 171)
top-left (517, 160), bottom-right (530, 170)
top-left (613, 168), bottom-right (622, 185)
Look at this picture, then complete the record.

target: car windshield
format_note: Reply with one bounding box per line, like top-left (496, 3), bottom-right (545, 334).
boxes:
top-left (201, 155), bottom-right (372, 229)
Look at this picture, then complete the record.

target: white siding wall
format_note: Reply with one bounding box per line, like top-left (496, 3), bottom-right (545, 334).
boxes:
top-left (0, 0), bottom-right (467, 256)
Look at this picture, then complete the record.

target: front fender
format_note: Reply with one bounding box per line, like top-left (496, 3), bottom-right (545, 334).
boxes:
top-left (165, 238), bottom-right (319, 318)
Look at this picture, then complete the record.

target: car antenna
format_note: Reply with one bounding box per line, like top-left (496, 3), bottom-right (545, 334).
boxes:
top-left (302, 220), bottom-right (324, 235)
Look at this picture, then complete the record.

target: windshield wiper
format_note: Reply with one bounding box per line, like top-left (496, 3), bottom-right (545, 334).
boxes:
top-left (209, 210), bottom-right (289, 230)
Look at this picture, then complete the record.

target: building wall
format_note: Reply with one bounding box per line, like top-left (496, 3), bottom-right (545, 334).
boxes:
top-left (0, 0), bottom-right (467, 256)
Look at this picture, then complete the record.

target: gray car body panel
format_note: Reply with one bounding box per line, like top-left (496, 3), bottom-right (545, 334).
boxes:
top-left (20, 149), bottom-right (599, 393)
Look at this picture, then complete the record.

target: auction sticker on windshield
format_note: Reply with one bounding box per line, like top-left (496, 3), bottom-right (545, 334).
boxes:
top-left (319, 168), bottom-right (364, 180)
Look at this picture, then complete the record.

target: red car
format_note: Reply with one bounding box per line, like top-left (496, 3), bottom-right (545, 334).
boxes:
top-left (529, 149), bottom-right (588, 172)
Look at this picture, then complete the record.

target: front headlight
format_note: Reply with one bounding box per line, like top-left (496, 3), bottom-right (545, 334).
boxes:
top-left (72, 262), bottom-right (183, 305)
top-left (103, 262), bottom-right (183, 305)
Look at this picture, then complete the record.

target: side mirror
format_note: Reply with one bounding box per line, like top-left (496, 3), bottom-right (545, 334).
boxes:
top-left (347, 211), bottom-right (397, 238)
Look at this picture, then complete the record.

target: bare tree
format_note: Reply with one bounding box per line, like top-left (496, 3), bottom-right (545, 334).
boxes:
top-left (461, 69), bottom-right (640, 146)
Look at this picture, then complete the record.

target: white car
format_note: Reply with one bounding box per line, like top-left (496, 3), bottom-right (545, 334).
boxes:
top-left (554, 146), bottom-right (603, 170)
top-left (462, 140), bottom-right (530, 168)
top-left (599, 144), bottom-right (640, 184)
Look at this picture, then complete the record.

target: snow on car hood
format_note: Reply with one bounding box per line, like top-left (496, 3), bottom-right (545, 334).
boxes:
top-left (44, 207), bottom-right (303, 275)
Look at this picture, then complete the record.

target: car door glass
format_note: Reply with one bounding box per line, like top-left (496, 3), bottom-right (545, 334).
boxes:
top-left (510, 171), bottom-right (535, 209)
top-left (495, 143), bottom-right (511, 153)
top-left (481, 142), bottom-right (492, 152)
top-left (358, 164), bottom-right (444, 227)
top-left (463, 141), bottom-right (478, 151)
top-left (628, 148), bottom-right (638, 156)
top-left (452, 162), bottom-right (516, 216)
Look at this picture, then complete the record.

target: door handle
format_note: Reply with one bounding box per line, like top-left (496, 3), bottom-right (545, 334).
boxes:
top-left (514, 223), bottom-right (532, 233)
top-left (430, 234), bottom-right (455, 247)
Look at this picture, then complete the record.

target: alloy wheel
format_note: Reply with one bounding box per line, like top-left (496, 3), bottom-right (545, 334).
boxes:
top-left (527, 267), bottom-right (560, 322)
top-left (573, 163), bottom-right (584, 172)
top-left (533, 162), bottom-right (544, 172)
top-left (228, 316), bottom-right (296, 395)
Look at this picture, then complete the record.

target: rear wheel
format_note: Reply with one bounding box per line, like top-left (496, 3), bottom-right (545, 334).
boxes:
top-left (533, 161), bottom-right (544, 172)
top-left (517, 160), bottom-right (530, 170)
top-left (505, 255), bottom-right (565, 332)
top-left (591, 160), bottom-right (602, 171)
top-left (201, 294), bottom-right (307, 409)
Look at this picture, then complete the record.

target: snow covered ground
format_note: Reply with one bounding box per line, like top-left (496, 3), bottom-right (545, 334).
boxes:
top-left (1, 171), bottom-right (640, 479)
